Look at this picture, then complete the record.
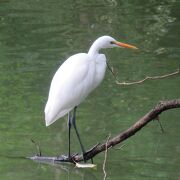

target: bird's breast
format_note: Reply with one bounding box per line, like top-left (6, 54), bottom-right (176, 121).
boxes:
top-left (93, 54), bottom-right (107, 89)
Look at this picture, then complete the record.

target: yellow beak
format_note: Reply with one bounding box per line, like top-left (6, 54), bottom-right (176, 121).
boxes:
top-left (114, 41), bottom-right (138, 50)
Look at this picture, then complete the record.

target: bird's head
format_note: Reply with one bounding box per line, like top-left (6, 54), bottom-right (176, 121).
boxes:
top-left (97, 35), bottom-right (138, 50)
top-left (88, 35), bottom-right (138, 55)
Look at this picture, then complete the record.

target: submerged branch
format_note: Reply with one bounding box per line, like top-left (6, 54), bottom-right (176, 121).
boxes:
top-left (28, 99), bottom-right (180, 163)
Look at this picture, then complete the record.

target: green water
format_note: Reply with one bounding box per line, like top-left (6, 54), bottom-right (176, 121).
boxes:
top-left (0, 0), bottom-right (180, 179)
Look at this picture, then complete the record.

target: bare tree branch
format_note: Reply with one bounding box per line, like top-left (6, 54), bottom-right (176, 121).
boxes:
top-left (116, 68), bottom-right (180, 86)
top-left (28, 99), bottom-right (180, 164)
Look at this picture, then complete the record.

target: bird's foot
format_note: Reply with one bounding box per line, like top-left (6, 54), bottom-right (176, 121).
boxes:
top-left (81, 153), bottom-right (94, 164)
top-left (57, 153), bottom-right (78, 163)
top-left (82, 153), bottom-right (86, 163)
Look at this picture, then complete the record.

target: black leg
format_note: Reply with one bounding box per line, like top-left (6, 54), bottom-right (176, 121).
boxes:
top-left (72, 107), bottom-right (86, 161)
top-left (91, 158), bottom-right (94, 164)
top-left (68, 112), bottom-right (72, 159)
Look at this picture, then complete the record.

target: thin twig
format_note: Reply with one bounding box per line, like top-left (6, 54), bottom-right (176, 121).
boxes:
top-left (103, 134), bottom-right (111, 180)
top-left (116, 67), bottom-right (180, 86)
top-left (154, 115), bottom-right (165, 133)
top-left (112, 144), bottom-right (126, 150)
top-left (106, 61), bottom-right (119, 82)
top-left (157, 119), bottom-right (164, 133)
top-left (31, 139), bottom-right (42, 156)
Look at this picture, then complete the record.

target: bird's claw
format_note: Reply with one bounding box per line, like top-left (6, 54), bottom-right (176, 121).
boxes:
top-left (56, 153), bottom-right (78, 162)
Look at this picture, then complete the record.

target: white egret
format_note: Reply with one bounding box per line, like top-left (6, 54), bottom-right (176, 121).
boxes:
top-left (44, 35), bottom-right (138, 161)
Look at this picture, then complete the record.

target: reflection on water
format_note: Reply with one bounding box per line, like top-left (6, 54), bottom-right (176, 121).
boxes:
top-left (0, 0), bottom-right (180, 179)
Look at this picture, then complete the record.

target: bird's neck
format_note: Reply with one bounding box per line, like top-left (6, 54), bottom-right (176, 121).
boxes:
top-left (88, 41), bottom-right (101, 56)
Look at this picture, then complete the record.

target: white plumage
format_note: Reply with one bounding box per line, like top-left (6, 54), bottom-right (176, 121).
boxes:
top-left (45, 52), bottom-right (106, 126)
top-left (44, 35), bottom-right (138, 126)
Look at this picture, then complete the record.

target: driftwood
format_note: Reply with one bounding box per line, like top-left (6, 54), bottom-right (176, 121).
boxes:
top-left (28, 99), bottom-right (180, 164)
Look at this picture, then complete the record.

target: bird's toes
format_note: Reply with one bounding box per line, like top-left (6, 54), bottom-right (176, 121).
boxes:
top-left (57, 153), bottom-right (78, 162)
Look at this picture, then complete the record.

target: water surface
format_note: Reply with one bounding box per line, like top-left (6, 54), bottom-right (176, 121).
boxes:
top-left (0, 0), bottom-right (180, 179)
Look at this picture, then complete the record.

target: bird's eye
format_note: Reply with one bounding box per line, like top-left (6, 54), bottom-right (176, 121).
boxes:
top-left (110, 41), bottom-right (114, 44)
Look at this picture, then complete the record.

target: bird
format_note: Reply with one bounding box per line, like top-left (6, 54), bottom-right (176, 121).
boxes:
top-left (44, 35), bottom-right (138, 161)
